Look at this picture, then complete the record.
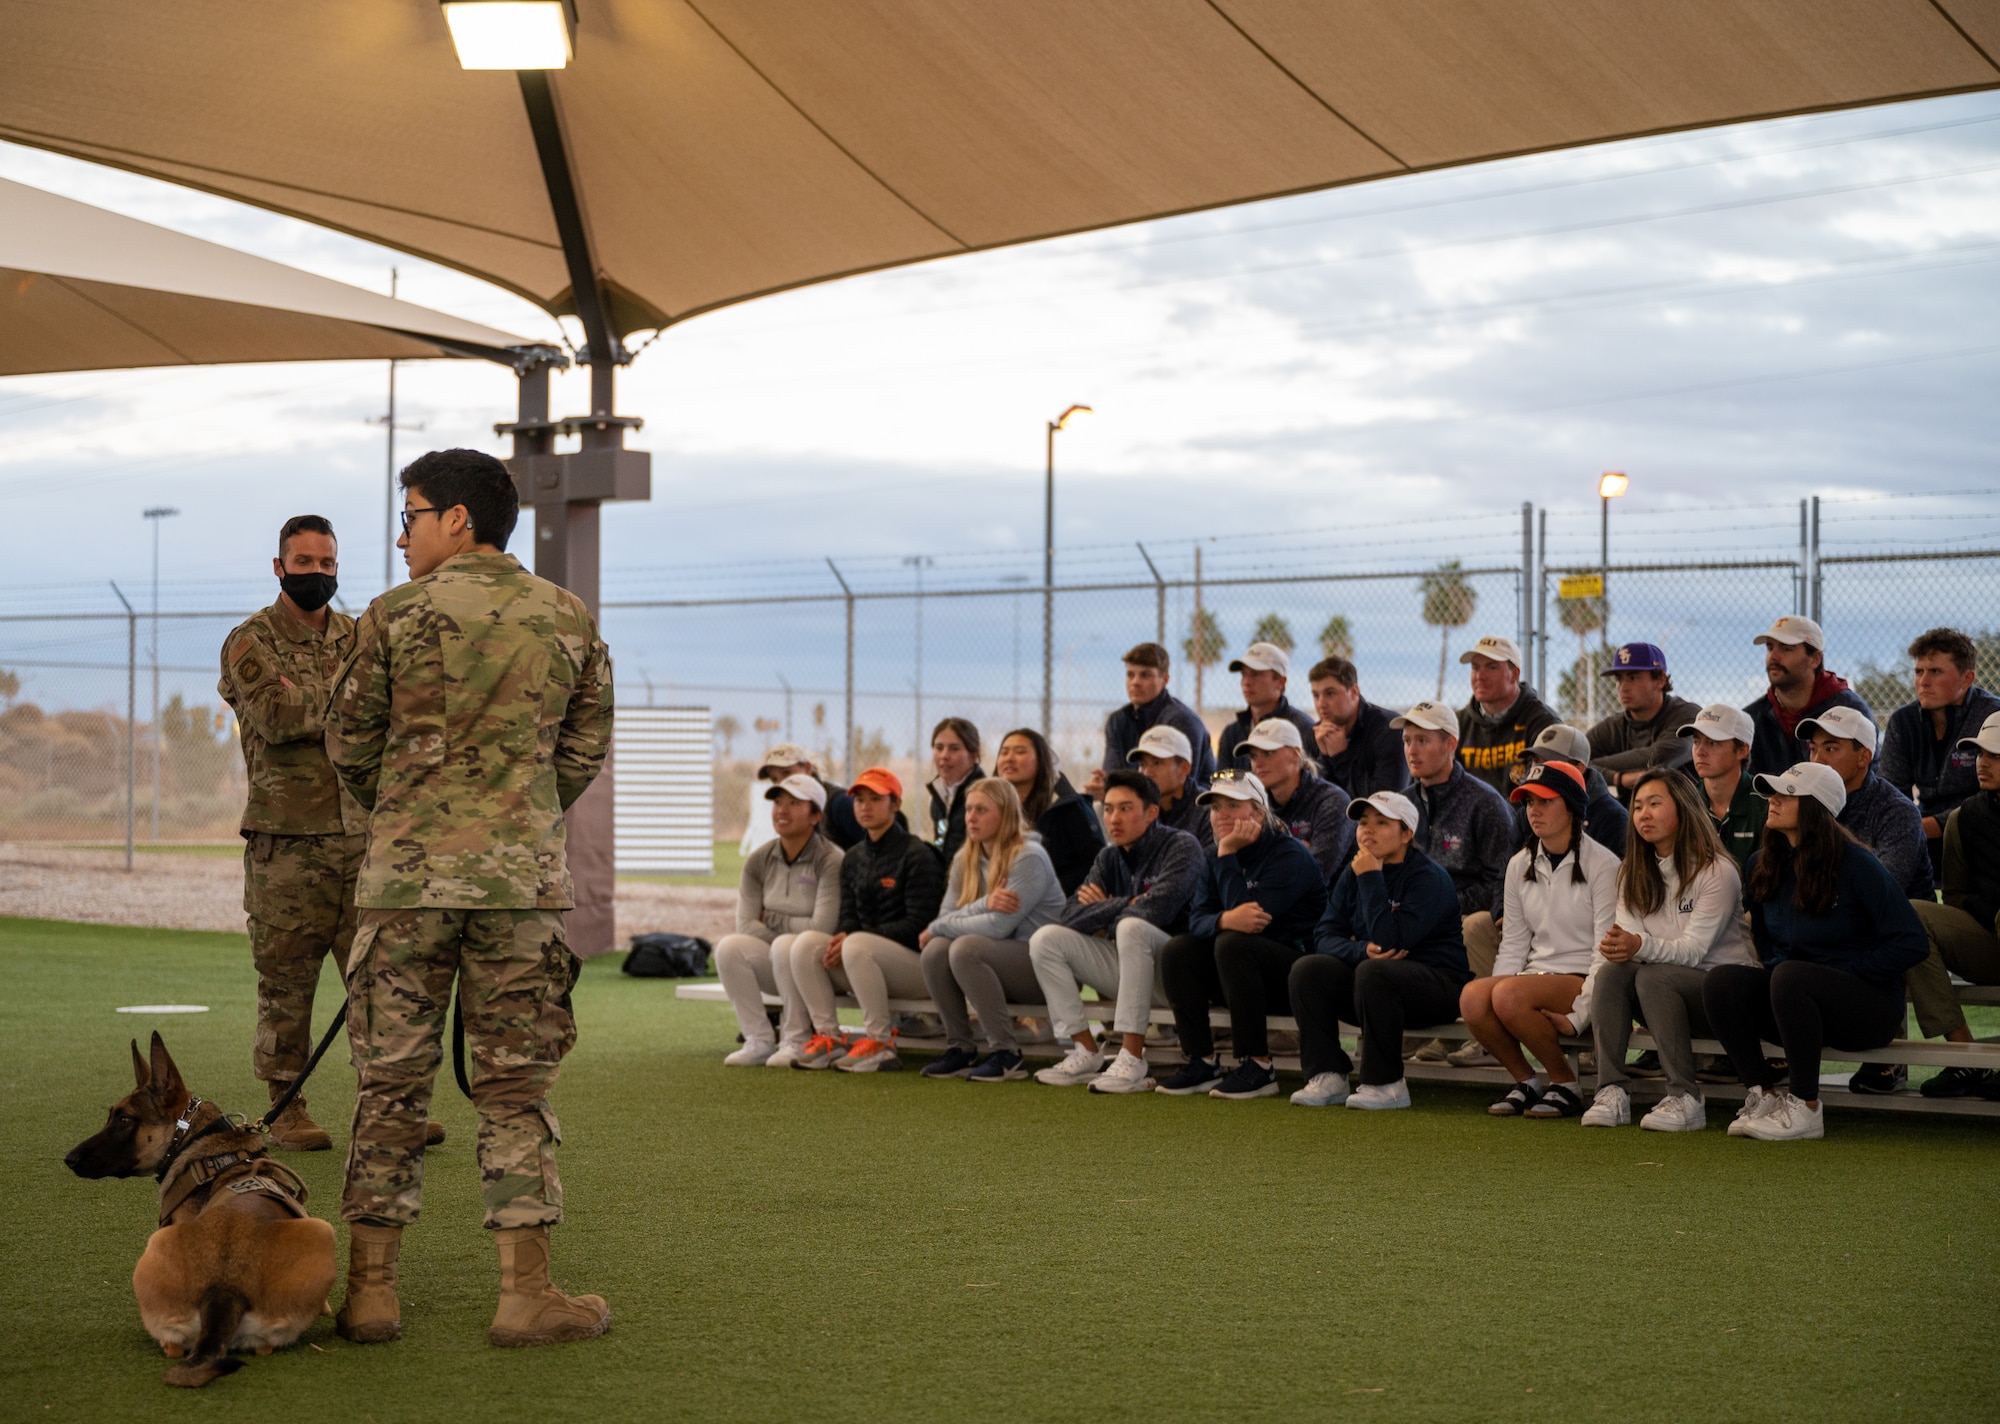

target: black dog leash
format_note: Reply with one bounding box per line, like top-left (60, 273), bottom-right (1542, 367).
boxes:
top-left (252, 1007), bottom-right (352, 1135)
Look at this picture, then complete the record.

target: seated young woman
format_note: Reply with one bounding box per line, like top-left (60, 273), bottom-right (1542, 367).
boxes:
top-left (1288, 790), bottom-right (1469, 1111)
top-left (786, 767), bottom-right (946, 1073)
top-left (1582, 768), bottom-right (1754, 1130)
top-left (1459, 760), bottom-right (1618, 1118)
top-left (993, 726), bottom-right (1107, 895)
top-left (711, 774), bottom-right (844, 1067)
top-left (1702, 762), bottom-right (1928, 1141)
top-left (916, 777), bottom-right (1066, 1082)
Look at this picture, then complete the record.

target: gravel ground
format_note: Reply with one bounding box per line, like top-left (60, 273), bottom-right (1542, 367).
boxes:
top-left (0, 843), bottom-right (737, 949)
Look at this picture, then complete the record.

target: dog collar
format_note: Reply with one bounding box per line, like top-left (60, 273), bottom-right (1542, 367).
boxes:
top-left (154, 1095), bottom-right (206, 1182)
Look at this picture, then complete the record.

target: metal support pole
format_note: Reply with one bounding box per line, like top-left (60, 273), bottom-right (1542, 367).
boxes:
top-left (1518, 502), bottom-right (1534, 658)
top-left (1810, 495), bottom-right (1823, 624)
top-left (1042, 421), bottom-right (1055, 738)
top-left (1136, 541), bottom-right (1167, 645)
top-left (1536, 509), bottom-right (1549, 692)
top-left (111, 582), bottom-right (135, 872)
top-left (1192, 543), bottom-right (1205, 715)
top-left (1797, 499), bottom-right (1809, 615)
top-left (827, 559), bottom-right (855, 779)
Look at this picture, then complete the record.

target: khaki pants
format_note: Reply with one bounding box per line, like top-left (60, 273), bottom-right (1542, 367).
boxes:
top-left (789, 931), bottom-right (923, 1040)
top-left (1908, 900), bottom-right (2000, 1039)
top-left (1462, 911), bottom-right (1502, 979)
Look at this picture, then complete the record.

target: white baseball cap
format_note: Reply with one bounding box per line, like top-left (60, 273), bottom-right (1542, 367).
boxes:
top-left (764, 773), bottom-right (827, 811)
top-left (1238, 718), bottom-right (1304, 754)
top-left (1753, 761), bottom-right (1847, 817)
top-left (1347, 790), bottom-right (1420, 833)
top-left (1754, 615), bottom-right (1825, 651)
top-left (758, 742), bottom-right (813, 776)
top-left (1527, 724), bottom-right (1591, 763)
top-left (1127, 724), bottom-right (1194, 764)
top-left (1679, 703), bottom-right (1755, 745)
top-left (1459, 635), bottom-right (1523, 669)
top-left (1796, 705), bottom-right (1877, 755)
top-left (1957, 711), bottom-right (2000, 756)
top-left (1390, 701), bottom-right (1459, 738)
top-left (1197, 769), bottom-right (1270, 809)
top-left (1228, 642), bottom-right (1290, 677)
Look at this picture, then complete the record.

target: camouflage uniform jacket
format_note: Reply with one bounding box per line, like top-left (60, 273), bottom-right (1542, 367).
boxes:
top-left (326, 551), bottom-right (612, 910)
top-left (218, 597), bottom-right (363, 836)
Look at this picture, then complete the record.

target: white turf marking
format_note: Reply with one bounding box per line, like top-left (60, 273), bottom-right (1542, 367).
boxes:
top-left (115, 1005), bottom-right (210, 1014)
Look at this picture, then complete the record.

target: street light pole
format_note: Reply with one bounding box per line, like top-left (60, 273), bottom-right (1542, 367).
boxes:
top-left (142, 505), bottom-right (178, 842)
top-left (1597, 472), bottom-right (1629, 722)
top-left (1043, 404), bottom-right (1091, 738)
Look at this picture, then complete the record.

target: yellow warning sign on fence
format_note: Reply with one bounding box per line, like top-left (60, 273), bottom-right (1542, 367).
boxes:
top-left (1558, 573), bottom-right (1605, 600)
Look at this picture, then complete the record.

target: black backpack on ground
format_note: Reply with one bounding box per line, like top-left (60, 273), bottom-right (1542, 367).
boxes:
top-left (621, 933), bottom-right (712, 978)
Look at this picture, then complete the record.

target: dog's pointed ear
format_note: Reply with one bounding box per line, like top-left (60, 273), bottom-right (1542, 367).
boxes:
top-left (131, 1038), bottom-right (150, 1090)
top-left (147, 1032), bottom-right (185, 1102)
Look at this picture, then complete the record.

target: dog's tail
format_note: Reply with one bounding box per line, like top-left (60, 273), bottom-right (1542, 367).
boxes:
top-left (162, 1286), bottom-right (247, 1388)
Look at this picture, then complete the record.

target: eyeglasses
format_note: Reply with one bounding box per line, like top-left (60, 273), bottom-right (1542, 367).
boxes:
top-left (398, 506), bottom-right (446, 534)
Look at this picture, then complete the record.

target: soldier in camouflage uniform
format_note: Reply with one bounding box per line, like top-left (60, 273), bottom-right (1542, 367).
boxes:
top-left (326, 448), bottom-right (613, 1349)
top-left (218, 514), bottom-right (368, 1152)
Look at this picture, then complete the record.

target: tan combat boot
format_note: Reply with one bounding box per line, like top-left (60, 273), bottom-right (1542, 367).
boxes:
top-left (488, 1226), bottom-right (610, 1347)
top-left (334, 1224), bottom-right (404, 1343)
top-left (266, 1081), bottom-right (333, 1151)
top-left (425, 1119), bottom-right (447, 1147)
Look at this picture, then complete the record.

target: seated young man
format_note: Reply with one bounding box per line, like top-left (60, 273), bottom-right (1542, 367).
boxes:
top-left (1218, 642), bottom-right (1317, 769)
top-left (1088, 641), bottom-right (1216, 800)
top-left (1681, 704), bottom-right (1766, 875)
top-left (1287, 792), bottom-right (1470, 1112)
top-left (1028, 771), bottom-right (1204, 1094)
top-left (1308, 655), bottom-right (1410, 798)
top-left (1240, 716), bottom-right (1353, 884)
top-left (1585, 642), bottom-right (1701, 806)
top-left (1127, 724), bottom-right (1213, 850)
top-left (1154, 770), bottom-right (1329, 1100)
top-left (1879, 628), bottom-right (2000, 880)
top-left (1904, 710), bottom-right (2000, 1100)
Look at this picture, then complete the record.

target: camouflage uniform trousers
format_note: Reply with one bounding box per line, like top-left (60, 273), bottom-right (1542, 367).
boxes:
top-left (340, 907), bottom-right (579, 1229)
top-left (244, 831), bottom-right (365, 1083)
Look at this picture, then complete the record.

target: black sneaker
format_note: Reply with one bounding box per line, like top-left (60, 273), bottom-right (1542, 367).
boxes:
top-left (1848, 1062), bottom-right (1907, 1096)
top-left (1524, 1082), bottom-right (1586, 1118)
top-left (966, 1050), bottom-right (1028, 1082)
top-left (1154, 1058), bottom-right (1227, 1096)
top-left (920, 1046), bottom-right (979, 1079)
top-left (1488, 1080), bottom-right (1544, 1116)
top-left (1208, 1060), bottom-right (1279, 1100)
top-left (1920, 1065), bottom-right (1995, 1099)
top-left (1626, 1050), bottom-right (1664, 1079)
top-left (1694, 1054), bottom-right (1739, 1084)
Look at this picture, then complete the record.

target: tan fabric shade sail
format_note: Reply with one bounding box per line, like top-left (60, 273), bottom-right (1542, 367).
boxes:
top-left (2, 1), bottom-right (1995, 340)
top-left (0, 176), bottom-right (535, 377)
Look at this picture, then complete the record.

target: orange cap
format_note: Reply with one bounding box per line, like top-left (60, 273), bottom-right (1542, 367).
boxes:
top-left (1509, 758), bottom-right (1586, 804)
top-left (849, 766), bottom-right (903, 800)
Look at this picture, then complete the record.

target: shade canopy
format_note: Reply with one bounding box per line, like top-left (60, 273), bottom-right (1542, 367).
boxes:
top-left (0, 176), bottom-right (537, 377)
top-left (3, 1), bottom-right (1996, 341)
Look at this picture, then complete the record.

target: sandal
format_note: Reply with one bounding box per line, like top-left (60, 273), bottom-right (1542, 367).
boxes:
top-left (1488, 1080), bottom-right (1544, 1116)
top-left (1524, 1082), bottom-right (1586, 1118)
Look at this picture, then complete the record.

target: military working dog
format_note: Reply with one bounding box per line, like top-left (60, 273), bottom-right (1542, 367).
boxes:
top-left (65, 1033), bottom-right (337, 1387)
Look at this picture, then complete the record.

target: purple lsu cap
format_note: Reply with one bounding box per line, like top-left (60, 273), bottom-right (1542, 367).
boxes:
top-left (1601, 642), bottom-right (1667, 676)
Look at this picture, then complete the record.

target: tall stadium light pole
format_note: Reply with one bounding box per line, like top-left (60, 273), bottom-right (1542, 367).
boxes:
top-left (143, 506), bottom-right (178, 841)
top-left (1596, 472), bottom-right (1628, 723)
top-left (1043, 404), bottom-right (1091, 737)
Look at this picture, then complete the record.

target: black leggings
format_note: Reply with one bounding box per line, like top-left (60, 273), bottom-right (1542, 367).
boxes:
top-left (1160, 931), bottom-right (1302, 1060)
top-left (1289, 954), bottom-right (1464, 1086)
top-left (1702, 961), bottom-right (1906, 1102)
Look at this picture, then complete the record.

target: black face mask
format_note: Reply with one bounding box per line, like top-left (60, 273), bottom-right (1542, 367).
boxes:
top-left (280, 571), bottom-right (338, 613)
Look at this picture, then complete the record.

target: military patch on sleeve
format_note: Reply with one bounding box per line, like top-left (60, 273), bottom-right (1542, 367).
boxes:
top-left (233, 651), bottom-right (267, 687)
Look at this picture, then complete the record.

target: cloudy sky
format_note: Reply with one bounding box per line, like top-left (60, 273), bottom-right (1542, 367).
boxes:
top-left (3, 89), bottom-right (1998, 744)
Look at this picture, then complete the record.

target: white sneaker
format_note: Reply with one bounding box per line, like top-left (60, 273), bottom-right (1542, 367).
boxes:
top-left (1446, 1039), bottom-right (1497, 1068)
top-left (1640, 1092), bottom-right (1707, 1133)
top-left (1742, 1091), bottom-right (1823, 1141)
top-left (1087, 1048), bottom-right (1154, 1094)
top-left (1290, 1071), bottom-right (1350, 1107)
top-left (1580, 1084), bottom-right (1630, 1128)
top-left (724, 1040), bottom-right (776, 1067)
top-left (765, 1041), bottom-right (805, 1069)
top-left (1347, 1079), bottom-right (1411, 1111)
top-left (1726, 1085), bottom-right (1779, 1137)
top-left (1034, 1044), bottom-right (1106, 1087)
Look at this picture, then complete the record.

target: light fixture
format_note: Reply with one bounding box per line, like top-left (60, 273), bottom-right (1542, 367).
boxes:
top-left (442, 1), bottom-right (575, 70)
top-left (1598, 471), bottom-right (1630, 499)
top-left (1053, 403), bottom-right (1092, 431)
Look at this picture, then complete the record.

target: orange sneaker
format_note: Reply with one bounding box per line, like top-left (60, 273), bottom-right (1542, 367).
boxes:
top-left (834, 1034), bottom-right (902, 1074)
top-left (792, 1033), bottom-right (847, 1071)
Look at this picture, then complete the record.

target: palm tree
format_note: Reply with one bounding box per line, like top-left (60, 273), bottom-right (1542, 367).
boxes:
top-left (715, 714), bottom-right (741, 759)
top-left (1418, 561), bottom-right (1477, 699)
top-left (1183, 607), bottom-right (1225, 713)
top-left (1558, 595), bottom-right (1606, 720)
top-left (1251, 612), bottom-right (1295, 652)
top-left (1317, 615), bottom-right (1354, 661)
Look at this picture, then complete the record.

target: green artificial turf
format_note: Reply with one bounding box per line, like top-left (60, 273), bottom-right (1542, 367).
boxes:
top-left (617, 838), bottom-right (744, 888)
top-left (4, 915), bottom-right (1998, 1424)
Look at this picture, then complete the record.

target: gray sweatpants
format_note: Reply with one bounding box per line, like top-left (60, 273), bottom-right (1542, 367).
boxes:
top-left (920, 934), bottom-right (1044, 1054)
top-left (1028, 918), bottom-right (1172, 1042)
top-left (1591, 958), bottom-right (1716, 1100)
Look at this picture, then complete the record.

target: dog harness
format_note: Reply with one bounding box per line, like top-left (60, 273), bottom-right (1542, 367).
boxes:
top-left (155, 1099), bottom-right (312, 1227)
